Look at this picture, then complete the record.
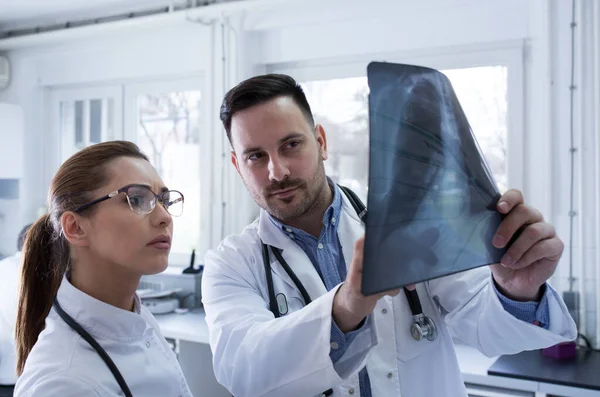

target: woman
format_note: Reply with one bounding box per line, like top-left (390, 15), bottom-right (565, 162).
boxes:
top-left (14, 141), bottom-right (193, 397)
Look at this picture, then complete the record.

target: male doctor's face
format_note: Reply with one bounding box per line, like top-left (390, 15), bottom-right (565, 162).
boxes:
top-left (230, 96), bottom-right (330, 222)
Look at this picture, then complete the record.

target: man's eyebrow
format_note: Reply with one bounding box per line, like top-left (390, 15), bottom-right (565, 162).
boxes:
top-left (241, 132), bottom-right (304, 156)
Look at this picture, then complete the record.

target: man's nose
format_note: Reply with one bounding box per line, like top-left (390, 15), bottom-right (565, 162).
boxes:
top-left (268, 154), bottom-right (290, 182)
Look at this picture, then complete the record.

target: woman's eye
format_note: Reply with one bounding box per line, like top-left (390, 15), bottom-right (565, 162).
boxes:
top-left (129, 196), bottom-right (144, 206)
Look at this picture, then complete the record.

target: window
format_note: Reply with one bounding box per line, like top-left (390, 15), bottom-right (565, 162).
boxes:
top-left (50, 78), bottom-right (209, 266)
top-left (50, 85), bottom-right (123, 163)
top-left (300, 65), bottom-right (509, 202)
top-left (133, 90), bottom-right (203, 257)
top-left (125, 78), bottom-right (208, 266)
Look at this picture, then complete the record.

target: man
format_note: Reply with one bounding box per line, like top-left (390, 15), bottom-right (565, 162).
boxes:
top-left (201, 74), bottom-right (576, 397)
top-left (0, 225), bottom-right (31, 397)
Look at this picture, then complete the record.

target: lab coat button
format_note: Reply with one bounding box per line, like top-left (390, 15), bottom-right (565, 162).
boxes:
top-left (348, 388), bottom-right (355, 395)
top-left (146, 341), bottom-right (151, 348)
top-left (381, 308), bottom-right (388, 314)
top-left (330, 341), bottom-right (339, 350)
top-left (387, 372), bottom-right (393, 378)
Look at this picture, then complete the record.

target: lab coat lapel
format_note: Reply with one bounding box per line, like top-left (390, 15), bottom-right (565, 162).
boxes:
top-left (338, 192), bottom-right (366, 274)
top-left (257, 210), bottom-right (327, 301)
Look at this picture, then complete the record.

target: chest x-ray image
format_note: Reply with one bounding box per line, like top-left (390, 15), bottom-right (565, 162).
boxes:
top-left (362, 61), bottom-right (508, 296)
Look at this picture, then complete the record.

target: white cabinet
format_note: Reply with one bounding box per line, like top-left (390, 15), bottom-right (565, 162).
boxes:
top-left (0, 103), bottom-right (24, 179)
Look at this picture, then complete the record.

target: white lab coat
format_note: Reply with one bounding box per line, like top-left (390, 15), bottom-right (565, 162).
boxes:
top-left (15, 276), bottom-right (193, 397)
top-left (0, 252), bottom-right (20, 386)
top-left (202, 191), bottom-right (578, 397)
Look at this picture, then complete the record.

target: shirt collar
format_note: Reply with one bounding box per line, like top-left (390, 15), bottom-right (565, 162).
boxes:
top-left (55, 276), bottom-right (147, 342)
top-left (268, 179), bottom-right (343, 238)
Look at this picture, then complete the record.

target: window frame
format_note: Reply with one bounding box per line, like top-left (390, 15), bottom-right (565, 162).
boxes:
top-left (266, 44), bottom-right (525, 193)
top-left (49, 84), bottom-right (124, 165)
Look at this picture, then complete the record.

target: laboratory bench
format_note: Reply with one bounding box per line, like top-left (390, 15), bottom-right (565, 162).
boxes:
top-left (455, 343), bottom-right (600, 397)
top-left (155, 309), bottom-right (600, 397)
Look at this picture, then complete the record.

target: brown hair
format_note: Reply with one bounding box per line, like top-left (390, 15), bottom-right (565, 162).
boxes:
top-left (15, 140), bottom-right (149, 374)
top-left (220, 73), bottom-right (315, 144)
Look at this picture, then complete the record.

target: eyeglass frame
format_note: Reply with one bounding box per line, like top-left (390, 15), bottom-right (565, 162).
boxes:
top-left (73, 184), bottom-right (184, 216)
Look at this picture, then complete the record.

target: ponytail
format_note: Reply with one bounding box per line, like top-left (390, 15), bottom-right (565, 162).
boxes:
top-left (14, 140), bottom-right (148, 374)
top-left (15, 213), bottom-right (68, 375)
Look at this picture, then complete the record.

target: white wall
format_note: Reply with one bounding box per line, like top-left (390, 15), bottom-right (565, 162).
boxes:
top-left (0, 53), bottom-right (43, 245)
top-left (0, 0), bottom-right (598, 341)
top-left (252, 0), bottom-right (529, 64)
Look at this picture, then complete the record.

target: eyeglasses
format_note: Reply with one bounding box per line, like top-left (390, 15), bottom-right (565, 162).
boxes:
top-left (73, 184), bottom-right (184, 217)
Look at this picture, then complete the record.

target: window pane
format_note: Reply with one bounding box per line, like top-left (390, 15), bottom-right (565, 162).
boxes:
top-left (106, 98), bottom-right (115, 141)
top-left (301, 65), bottom-right (509, 200)
top-left (442, 66), bottom-right (508, 193)
top-left (60, 101), bottom-right (74, 147)
top-left (74, 100), bottom-right (84, 145)
top-left (302, 77), bottom-right (370, 201)
top-left (89, 99), bottom-right (102, 144)
top-left (136, 91), bottom-right (202, 256)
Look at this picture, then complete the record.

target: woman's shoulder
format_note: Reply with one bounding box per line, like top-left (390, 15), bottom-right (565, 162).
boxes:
top-left (16, 311), bottom-right (98, 395)
top-left (15, 370), bottom-right (102, 397)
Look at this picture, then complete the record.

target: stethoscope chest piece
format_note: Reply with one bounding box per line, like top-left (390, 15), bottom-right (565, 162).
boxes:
top-left (410, 313), bottom-right (438, 341)
top-left (276, 293), bottom-right (288, 315)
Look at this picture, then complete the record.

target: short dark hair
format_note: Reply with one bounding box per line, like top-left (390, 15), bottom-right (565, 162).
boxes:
top-left (17, 224), bottom-right (32, 251)
top-left (220, 74), bottom-right (315, 144)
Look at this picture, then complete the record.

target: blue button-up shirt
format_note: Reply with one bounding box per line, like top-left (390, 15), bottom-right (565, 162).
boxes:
top-left (269, 183), bottom-right (550, 396)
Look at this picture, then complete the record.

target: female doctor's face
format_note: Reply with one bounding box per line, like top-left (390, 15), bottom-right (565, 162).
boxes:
top-left (229, 96), bottom-right (330, 222)
top-left (68, 157), bottom-right (174, 276)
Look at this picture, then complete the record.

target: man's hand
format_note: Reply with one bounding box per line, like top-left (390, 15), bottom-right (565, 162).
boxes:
top-left (333, 236), bottom-right (401, 332)
top-left (490, 189), bottom-right (564, 301)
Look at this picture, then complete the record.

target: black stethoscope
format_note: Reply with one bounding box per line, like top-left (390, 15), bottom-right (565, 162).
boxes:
top-left (261, 185), bottom-right (438, 342)
top-left (53, 297), bottom-right (133, 397)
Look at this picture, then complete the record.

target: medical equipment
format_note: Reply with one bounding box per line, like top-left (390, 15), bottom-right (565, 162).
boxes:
top-left (142, 296), bottom-right (180, 314)
top-left (137, 288), bottom-right (182, 314)
top-left (139, 267), bottom-right (203, 309)
top-left (53, 297), bottom-right (133, 397)
top-left (261, 185), bottom-right (438, 345)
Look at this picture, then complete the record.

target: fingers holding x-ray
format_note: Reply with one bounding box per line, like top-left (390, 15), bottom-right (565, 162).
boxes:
top-left (499, 222), bottom-right (556, 268)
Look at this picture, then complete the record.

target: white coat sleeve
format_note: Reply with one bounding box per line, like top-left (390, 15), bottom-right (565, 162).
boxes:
top-left (202, 238), bottom-right (378, 397)
top-left (427, 266), bottom-right (577, 357)
top-left (15, 375), bottom-right (103, 397)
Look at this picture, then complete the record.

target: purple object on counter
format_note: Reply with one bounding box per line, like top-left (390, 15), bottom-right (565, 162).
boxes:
top-left (542, 341), bottom-right (577, 360)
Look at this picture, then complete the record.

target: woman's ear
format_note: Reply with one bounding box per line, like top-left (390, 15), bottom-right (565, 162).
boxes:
top-left (60, 211), bottom-right (90, 247)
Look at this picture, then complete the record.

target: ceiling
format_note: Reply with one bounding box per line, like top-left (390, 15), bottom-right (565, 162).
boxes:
top-left (0, 0), bottom-right (190, 30)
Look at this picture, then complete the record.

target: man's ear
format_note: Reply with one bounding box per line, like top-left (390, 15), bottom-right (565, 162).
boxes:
top-left (231, 151), bottom-right (241, 175)
top-left (315, 124), bottom-right (328, 161)
top-left (60, 211), bottom-right (90, 247)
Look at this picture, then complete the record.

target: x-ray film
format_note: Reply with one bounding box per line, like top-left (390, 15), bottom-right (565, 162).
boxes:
top-left (362, 61), bottom-right (507, 296)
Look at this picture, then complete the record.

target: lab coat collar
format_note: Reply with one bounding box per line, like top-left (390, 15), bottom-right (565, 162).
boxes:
top-left (55, 276), bottom-right (147, 342)
top-left (257, 184), bottom-right (361, 249)
top-left (256, 186), bottom-right (364, 301)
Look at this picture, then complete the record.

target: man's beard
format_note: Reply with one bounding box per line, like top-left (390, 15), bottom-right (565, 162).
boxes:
top-left (252, 158), bottom-right (328, 222)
